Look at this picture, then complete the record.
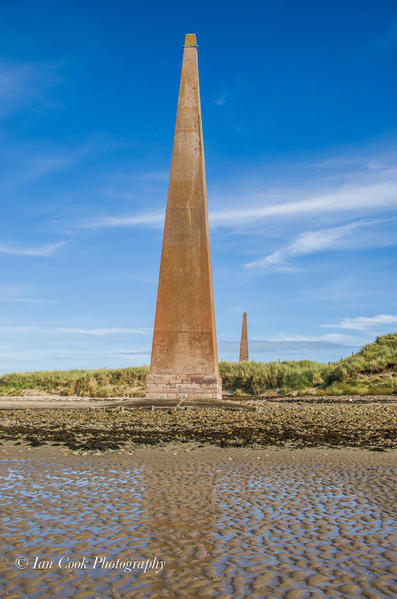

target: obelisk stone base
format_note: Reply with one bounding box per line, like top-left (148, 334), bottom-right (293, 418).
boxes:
top-left (145, 373), bottom-right (222, 400)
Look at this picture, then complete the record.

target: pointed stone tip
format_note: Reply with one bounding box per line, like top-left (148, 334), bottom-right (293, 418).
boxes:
top-left (184, 33), bottom-right (197, 47)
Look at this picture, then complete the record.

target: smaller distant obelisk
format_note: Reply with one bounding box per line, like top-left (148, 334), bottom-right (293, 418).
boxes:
top-left (239, 312), bottom-right (249, 362)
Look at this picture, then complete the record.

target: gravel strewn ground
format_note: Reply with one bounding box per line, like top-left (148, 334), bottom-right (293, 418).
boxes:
top-left (0, 401), bottom-right (396, 451)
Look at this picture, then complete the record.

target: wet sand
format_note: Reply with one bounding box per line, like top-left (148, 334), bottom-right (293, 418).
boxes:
top-left (0, 445), bottom-right (396, 598)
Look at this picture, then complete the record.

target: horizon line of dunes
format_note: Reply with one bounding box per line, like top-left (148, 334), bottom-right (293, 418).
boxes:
top-left (1, 334), bottom-right (396, 397)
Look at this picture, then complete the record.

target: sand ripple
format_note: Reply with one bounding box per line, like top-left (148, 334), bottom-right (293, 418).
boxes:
top-left (0, 447), bottom-right (396, 598)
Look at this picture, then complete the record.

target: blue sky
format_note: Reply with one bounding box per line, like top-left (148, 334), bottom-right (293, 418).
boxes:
top-left (1, 0), bottom-right (397, 373)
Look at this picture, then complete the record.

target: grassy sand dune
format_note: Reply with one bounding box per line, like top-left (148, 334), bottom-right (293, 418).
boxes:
top-left (0, 366), bottom-right (149, 398)
top-left (221, 333), bottom-right (397, 396)
top-left (0, 334), bottom-right (396, 398)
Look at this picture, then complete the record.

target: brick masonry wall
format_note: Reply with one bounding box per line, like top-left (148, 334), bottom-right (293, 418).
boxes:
top-left (145, 373), bottom-right (222, 400)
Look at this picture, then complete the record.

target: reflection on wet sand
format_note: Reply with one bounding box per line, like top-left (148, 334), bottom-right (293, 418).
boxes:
top-left (0, 447), bottom-right (396, 598)
top-left (140, 456), bottom-right (222, 598)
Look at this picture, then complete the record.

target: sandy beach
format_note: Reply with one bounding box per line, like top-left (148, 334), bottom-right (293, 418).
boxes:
top-left (0, 444), bottom-right (396, 598)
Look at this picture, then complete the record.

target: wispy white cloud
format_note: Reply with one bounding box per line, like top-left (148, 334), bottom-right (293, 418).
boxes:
top-left (0, 60), bottom-right (60, 117)
top-left (78, 212), bottom-right (163, 229)
top-left (0, 325), bottom-right (151, 335)
top-left (71, 178), bottom-right (397, 232)
top-left (0, 347), bottom-right (151, 359)
top-left (321, 314), bottom-right (397, 331)
top-left (0, 241), bottom-right (68, 257)
top-left (9, 139), bottom-right (114, 182)
top-left (26, 155), bottom-right (75, 178)
top-left (0, 347), bottom-right (151, 374)
top-left (245, 221), bottom-right (368, 270)
top-left (220, 331), bottom-right (362, 353)
top-left (270, 332), bottom-right (367, 347)
top-left (136, 170), bottom-right (169, 182)
top-left (214, 92), bottom-right (227, 106)
top-left (0, 298), bottom-right (55, 304)
top-left (101, 169), bottom-right (169, 202)
top-left (268, 333), bottom-right (355, 344)
top-left (0, 283), bottom-right (54, 304)
top-left (58, 327), bottom-right (151, 336)
top-left (210, 181), bottom-right (397, 226)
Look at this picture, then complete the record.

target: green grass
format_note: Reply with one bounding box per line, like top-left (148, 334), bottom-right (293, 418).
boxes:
top-left (219, 359), bottom-right (327, 395)
top-left (0, 367), bottom-right (149, 398)
top-left (0, 333), bottom-right (396, 397)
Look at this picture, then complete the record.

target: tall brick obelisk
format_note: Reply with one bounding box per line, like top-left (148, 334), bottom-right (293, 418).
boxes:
top-left (145, 34), bottom-right (222, 401)
top-left (239, 312), bottom-right (249, 362)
